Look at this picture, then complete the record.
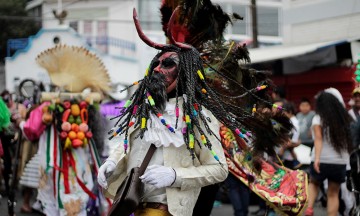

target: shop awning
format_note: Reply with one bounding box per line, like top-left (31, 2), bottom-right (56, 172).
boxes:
top-left (248, 39), bottom-right (357, 64)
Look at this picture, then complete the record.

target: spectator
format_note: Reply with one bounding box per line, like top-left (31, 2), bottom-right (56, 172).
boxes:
top-left (305, 88), bottom-right (353, 216)
top-left (225, 173), bottom-right (250, 216)
top-left (296, 98), bottom-right (315, 148)
top-left (348, 87), bottom-right (360, 121)
top-left (271, 86), bottom-right (286, 101)
top-left (0, 90), bottom-right (26, 196)
top-left (278, 101), bottom-right (301, 169)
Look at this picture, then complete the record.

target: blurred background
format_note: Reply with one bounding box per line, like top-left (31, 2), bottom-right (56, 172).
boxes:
top-left (1, 0), bottom-right (359, 106)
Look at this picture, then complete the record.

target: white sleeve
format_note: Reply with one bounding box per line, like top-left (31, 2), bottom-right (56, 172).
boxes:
top-left (312, 114), bottom-right (321, 126)
top-left (291, 119), bottom-right (300, 143)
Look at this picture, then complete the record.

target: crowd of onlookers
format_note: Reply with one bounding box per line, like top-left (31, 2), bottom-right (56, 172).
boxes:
top-left (215, 86), bottom-right (360, 216)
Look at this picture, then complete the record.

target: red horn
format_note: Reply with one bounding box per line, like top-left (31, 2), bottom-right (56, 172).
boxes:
top-left (133, 8), bottom-right (166, 50)
top-left (167, 6), bottom-right (192, 50)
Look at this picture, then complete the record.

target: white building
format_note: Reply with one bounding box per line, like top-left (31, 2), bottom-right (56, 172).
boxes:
top-left (5, 26), bottom-right (139, 93)
top-left (282, 0), bottom-right (360, 45)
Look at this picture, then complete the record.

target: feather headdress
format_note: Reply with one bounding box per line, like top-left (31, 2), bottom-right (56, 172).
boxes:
top-left (36, 45), bottom-right (111, 93)
top-left (160, 1), bottom-right (292, 155)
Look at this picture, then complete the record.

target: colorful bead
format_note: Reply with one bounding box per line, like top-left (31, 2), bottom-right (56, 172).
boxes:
top-left (145, 67), bottom-right (149, 76)
top-left (272, 104), bottom-right (282, 110)
top-left (185, 115), bottom-right (191, 123)
top-left (115, 127), bottom-right (122, 134)
top-left (252, 104), bottom-right (256, 113)
top-left (133, 81), bottom-right (139, 85)
top-left (235, 128), bottom-right (245, 138)
top-left (124, 100), bottom-right (132, 108)
top-left (189, 134), bottom-right (194, 148)
top-left (201, 135), bottom-right (207, 144)
top-left (193, 103), bottom-right (199, 111)
top-left (256, 85), bottom-right (267, 91)
top-left (210, 150), bottom-right (219, 161)
top-left (197, 70), bottom-right (205, 80)
top-left (147, 92), bottom-right (155, 106)
top-left (182, 127), bottom-right (187, 134)
top-left (132, 105), bottom-right (138, 115)
top-left (128, 117), bottom-right (136, 127)
top-left (141, 118), bottom-right (146, 129)
top-left (175, 107), bottom-right (179, 118)
top-left (201, 88), bottom-right (207, 94)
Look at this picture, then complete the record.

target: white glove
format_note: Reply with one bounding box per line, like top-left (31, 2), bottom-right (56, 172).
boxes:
top-left (140, 165), bottom-right (176, 189)
top-left (97, 159), bottom-right (116, 189)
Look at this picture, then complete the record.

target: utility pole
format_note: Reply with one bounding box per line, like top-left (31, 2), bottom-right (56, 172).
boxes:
top-left (250, 0), bottom-right (259, 48)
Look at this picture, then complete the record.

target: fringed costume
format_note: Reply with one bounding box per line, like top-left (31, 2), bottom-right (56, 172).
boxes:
top-left (19, 45), bottom-right (111, 216)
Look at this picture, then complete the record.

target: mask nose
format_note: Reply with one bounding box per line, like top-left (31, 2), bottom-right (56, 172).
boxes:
top-left (154, 64), bottom-right (161, 73)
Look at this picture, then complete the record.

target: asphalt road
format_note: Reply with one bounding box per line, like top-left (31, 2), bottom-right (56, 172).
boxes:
top-left (0, 190), bottom-right (328, 216)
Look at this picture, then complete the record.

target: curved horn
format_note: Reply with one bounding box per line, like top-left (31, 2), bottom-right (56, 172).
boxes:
top-left (167, 6), bottom-right (192, 50)
top-left (133, 8), bottom-right (166, 50)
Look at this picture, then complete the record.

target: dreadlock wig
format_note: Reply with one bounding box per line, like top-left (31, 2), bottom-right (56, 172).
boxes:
top-left (110, 8), bottom-right (292, 161)
top-left (160, 2), bottom-right (292, 155)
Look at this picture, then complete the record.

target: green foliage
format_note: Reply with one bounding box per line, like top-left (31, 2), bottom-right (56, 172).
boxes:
top-left (0, 0), bottom-right (41, 62)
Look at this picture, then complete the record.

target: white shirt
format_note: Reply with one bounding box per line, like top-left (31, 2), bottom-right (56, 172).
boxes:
top-left (283, 116), bottom-right (300, 161)
top-left (311, 114), bottom-right (349, 165)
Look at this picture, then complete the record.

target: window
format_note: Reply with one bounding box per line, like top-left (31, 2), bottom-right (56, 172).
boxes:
top-left (257, 6), bottom-right (279, 36)
top-left (138, 0), bottom-right (162, 31)
top-left (97, 21), bottom-right (108, 54)
top-left (232, 5), bottom-right (247, 35)
top-left (83, 21), bottom-right (92, 35)
top-left (70, 21), bottom-right (78, 32)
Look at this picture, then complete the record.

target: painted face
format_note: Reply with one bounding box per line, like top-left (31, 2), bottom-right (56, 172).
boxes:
top-left (153, 52), bottom-right (179, 93)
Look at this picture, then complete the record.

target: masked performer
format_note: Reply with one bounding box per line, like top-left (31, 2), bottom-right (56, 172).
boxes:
top-left (97, 3), bottom-right (295, 215)
top-left (158, 1), bottom-right (308, 215)
top-left (18, 45), bottom-right (111, 216)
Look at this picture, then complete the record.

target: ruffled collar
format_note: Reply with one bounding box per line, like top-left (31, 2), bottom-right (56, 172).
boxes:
top-left (143, 97), bottom-right (185, 147)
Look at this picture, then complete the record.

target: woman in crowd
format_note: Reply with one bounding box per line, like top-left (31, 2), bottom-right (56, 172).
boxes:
top-left (305, 88), bottom-right (352, 216)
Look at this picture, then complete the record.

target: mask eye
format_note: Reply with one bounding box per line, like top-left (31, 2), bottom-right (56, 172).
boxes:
top-left (153, 60), bottom-right (160, 67)
top-left (162, 58), bottom-right (176, 68)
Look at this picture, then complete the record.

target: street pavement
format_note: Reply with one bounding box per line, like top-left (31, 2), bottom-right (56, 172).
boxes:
top-left (0, 191), bottom-right (328, 216)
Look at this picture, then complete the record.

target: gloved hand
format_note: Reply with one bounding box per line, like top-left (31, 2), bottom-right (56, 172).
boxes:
top-left (140, 165), bottom-right (176, 189)
top-left (97, 159), bottom-right (116, 189)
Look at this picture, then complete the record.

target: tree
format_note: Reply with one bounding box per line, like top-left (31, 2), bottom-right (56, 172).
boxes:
top-left (0, 0), bottom-right (41, 62)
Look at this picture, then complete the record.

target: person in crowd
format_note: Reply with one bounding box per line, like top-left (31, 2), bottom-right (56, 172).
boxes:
top-left (225, 173), bottom-right (250, 216)
top-left (271, 86), bottom-right (286, 102)
top-left (277, 101), bottom-right (301, 169)
top-left (296, 98), bottom-right (315, 148)
top-left (305, 88), bottom-right (353, 216)
top-left (0, 90), bottom-right (26, 196)
top-left (348, 87), bottom-right (360, 121)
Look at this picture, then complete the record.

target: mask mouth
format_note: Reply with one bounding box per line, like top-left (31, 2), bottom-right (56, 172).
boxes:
top-left (148, 73), bottom-right (167, 111)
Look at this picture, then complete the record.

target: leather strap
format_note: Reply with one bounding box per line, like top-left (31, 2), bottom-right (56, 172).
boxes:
top-left (138, 144), bottom-right (156, 175)
top-left (140, 202), bottom-right (168, 211)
